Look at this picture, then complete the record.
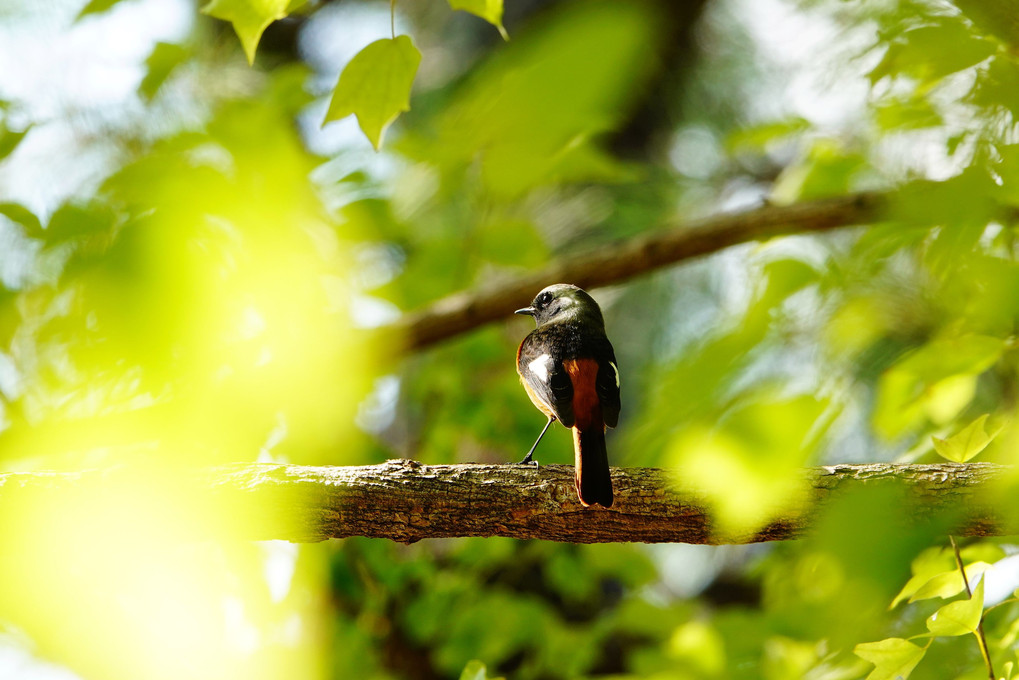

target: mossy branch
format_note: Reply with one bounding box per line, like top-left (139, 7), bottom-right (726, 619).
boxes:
top-left (1, 461), bottom-right (1012, 544)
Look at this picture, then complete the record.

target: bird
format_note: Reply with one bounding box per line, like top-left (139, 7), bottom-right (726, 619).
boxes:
top-left (514, 283), bottom-right (620, 508)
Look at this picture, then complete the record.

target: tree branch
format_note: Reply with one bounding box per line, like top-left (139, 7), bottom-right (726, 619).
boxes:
top-left (389, 191), bottom-right (887, 352)
top-left (2, 460), bottom-right (1012, 544)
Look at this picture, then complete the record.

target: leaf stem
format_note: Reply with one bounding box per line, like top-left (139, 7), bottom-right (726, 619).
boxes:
top-left (950, 535), bottom-right (994, 680)
top-left (390, 0), bottom-right (396, 39)
top-left (983, 597), bottom-right (1019, 617)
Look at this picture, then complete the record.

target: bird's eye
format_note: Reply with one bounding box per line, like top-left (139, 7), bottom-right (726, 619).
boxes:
top-left (538, 292), bottom-right (553, 306)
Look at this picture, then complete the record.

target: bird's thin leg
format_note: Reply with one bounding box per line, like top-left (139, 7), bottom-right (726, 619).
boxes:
top-left (518, 416), bottom-right (555, 466)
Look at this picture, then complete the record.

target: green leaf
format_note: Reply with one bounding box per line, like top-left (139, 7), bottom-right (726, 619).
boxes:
top-left (323, 36), bottom-right (421, 150)
top-left (868, 19), bottom-right (996, 87)
top-left (0, 120), bottom-right (31, 162)
top-left (932, 414), bottom-right (1002, 463)
top-left (854, 638), bottom-right (926, 680)
top-left (459, 660), bottom-right (505, 680)
top-left (448, 0), bottom-right (509, 40)
top-left (727, 117), bottom-right (810, 153)
top-left (896, 335), bottom-right (1004, 380)
top-left (139, 42), bottom-right (190, 101)
top-left (891, 547), bottom-right (956, 608)
top-left (76, 0), bottom-right (126, 20)
top-left (908, 562), bottom-right (992, 603)
top-left (926, 578), bottom-right (984, 636)
top-left (0, 203), bottom-right (42, 236)
top-left (201, 0), bottom-right (290, 65)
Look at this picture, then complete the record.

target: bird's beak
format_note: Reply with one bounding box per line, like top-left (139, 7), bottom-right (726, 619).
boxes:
top-left (514, 307), bottom-right (536, 316)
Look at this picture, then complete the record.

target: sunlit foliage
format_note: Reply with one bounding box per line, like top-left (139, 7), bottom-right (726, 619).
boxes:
top-left (3, 0), bottom-right (1019, 679)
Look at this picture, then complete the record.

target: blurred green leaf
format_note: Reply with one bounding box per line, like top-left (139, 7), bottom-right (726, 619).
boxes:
top-left (874, 333), bottom-right (1004, 439)
top-left (932, 414), bottom-right (1002, 462)
top-left (477, 219), bottom-right (547, 266)
top-left (201, 0), bottom-right (289, 64)
top-left (728, 117), bottom-right (809, 153)
top-left (324, 36), bottom-right (421, 150)
top-left (926, 577), bottom-right (984, 636)
top-left (897, 334), bottom-right (1003, 382)
top-left (0, 203), bottom-right (42, 235)
top-left (891, 547), bottom-right (956, 608)
top-left (667, 621), bottom-right (725, 675)
top-left (868, 18), bottom-right (996, 87)
top-left (854, 638), bottom-right (926, 680)
top-left (874, 96), bottom-right (943, 131)
top-left (43, 202), bottom-right (118, 247)
top-left (434, 1), bottom-right (663, 196)
top-left (772, 138), bottom-right (869, 202)
top-left (449, 0), bottom-right (508, 40)
top-left (0, 120), bottom-right (31, 162)
top-left (952, 0), bottom-right (1019, 50)
top-left (75, 0), bottom-right (125, 20)
top-left (459, 660), bottom-right (504, 680)
top-left (139, 42), bottom-right (190, 101)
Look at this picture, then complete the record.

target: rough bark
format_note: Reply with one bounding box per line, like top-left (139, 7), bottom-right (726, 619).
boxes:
top-left (1, 460), bottom-right (1012, 544)
top-left (388, 192), bottom-right (887, 353)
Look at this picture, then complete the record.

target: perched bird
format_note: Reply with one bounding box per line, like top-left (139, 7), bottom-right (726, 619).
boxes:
top-left (514, 284), bottom-right (620, 507)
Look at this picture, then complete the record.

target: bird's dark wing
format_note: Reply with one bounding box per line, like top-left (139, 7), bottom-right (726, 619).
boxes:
top-left (517, 331), bottom-right (575, 427)
top-left (594, 340), bottom-right (620, 428)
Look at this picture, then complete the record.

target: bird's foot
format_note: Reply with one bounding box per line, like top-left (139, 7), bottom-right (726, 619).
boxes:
top-left (516, 452), bottom-right (539, 468)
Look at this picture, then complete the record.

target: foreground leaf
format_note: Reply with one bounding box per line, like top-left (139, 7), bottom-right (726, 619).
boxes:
top-left (459, 660), bottom-right (504, 680)
top-left (201, 0), bottom-right (290, 64)
top-left (926, 578), bottom-right (984, 636)
top-left (908, 561), bottom-right (992, 603)
top-left (854, 638), bottom-right (926, 680)
top-left (323, 36), bottom-right (421, 150)
top-left (932, 414), bottom-right (1001, 462)
top-left (0, 121), bottom-right (31, 161)
top-left (449, 0), bottom-right (509, 40)
top-left (139, 43), bottom-right (190, 100)
top-left (76, 0), bottom-right (126, 20)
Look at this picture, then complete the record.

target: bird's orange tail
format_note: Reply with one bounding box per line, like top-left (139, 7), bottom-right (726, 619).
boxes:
top-left (573, 426), bottom-right (613, 507)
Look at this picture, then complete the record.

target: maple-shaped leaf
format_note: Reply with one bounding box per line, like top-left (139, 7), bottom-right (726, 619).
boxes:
top-left (448, 0), bottom-right (509, 40)
top-left (323, 36), bottom-right (421, 150)
top-left (932, 414), bottom-right (1002, 462)
top-left (926, 577), bottom-right (984, 636)
top-left (854, 638), bottom-right (926, 680)
top-left (201, 0), bottom-right (290, 65)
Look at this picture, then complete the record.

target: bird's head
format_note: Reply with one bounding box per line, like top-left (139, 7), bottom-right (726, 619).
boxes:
top-left (515, 283), bottom-right (605, 328)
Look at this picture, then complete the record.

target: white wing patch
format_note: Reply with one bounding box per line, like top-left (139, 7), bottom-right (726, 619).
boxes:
top-left (528, 354), bottom-right (552, 383)
top-left (609, 361), bottom-right (620, 387)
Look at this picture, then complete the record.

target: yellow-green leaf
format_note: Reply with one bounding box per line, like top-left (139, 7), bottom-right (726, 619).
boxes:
top-left (0, 121), bottom-right (31, 162)
top-left (201, 0), bottom-right (290, 65)
top-left (323, 36), bottom-right (421, 150)
top-left (926, 578), bottom-right (984, 636)
top-left (139, 42), bottom-right (190, 101)
top-left (908, 562), bottom-right (992, 603)
top-left (448, 0), bottom-right (509, 40)
top-left (76, 0), bottom-right (126, 20)
top-left (891, 547), bottom-right (956, 608)
top-left (932, 414), bottom-right (1001, 462)
top-left (459, 660), bottom-right (504, 680)
top-left (854, 638), bottom-right (926, 680)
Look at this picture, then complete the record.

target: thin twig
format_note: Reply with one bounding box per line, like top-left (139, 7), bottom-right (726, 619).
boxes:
top-left (950, 535), bottom-right (995, 680)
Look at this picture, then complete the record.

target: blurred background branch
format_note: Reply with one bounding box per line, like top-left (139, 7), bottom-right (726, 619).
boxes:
top-left (389, 191), bottom-right (888, 352)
